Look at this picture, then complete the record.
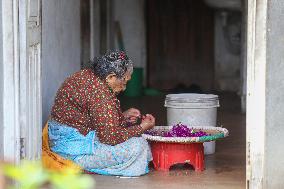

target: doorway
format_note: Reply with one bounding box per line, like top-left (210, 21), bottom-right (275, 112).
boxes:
top-left (147, 0), bottom-right (215, 91)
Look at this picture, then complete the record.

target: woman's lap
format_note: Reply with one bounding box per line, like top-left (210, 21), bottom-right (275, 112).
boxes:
top-left (48, 121), bottom-right (152, 176)
top-left (74, 137), bottom-right (152, 176)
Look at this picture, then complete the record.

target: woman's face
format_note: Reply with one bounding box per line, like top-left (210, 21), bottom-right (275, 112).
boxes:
top-left (106, 70), bottom-right (132, 94)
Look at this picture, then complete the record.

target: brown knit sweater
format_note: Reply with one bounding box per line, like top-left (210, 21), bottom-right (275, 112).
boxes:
top-left (50, 69), bottom-right (143, 145)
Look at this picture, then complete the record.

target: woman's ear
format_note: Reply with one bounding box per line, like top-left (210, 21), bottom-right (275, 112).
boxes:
top-left (106, 73), bottom-right (117, 84)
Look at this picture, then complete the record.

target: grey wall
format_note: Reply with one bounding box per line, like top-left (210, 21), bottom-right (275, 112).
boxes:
top-left (113, 0), bottom-right (146, 70)
top-left (0, 1), bottom-right (3, 158)
top-left (240, 0), bottom-right (247, 113)
top-left (265, 0), bottom-right (284, 187)
top-left (214, 11), bottom-right (241, 92)
top-left (42, 0), bottom-right (81, 123)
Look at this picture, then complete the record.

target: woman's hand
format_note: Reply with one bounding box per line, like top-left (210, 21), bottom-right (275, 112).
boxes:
top-left (140, 114), bottom-right (155, 131)
top-left (123, 108), bottom-right (141, 123)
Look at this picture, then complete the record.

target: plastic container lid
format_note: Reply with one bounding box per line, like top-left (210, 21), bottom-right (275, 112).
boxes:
top-left (164, 93), bottom-right (220, 109)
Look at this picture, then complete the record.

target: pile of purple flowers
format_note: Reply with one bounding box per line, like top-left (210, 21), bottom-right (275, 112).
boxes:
top-left (146, 123), bottom-right (209, 137)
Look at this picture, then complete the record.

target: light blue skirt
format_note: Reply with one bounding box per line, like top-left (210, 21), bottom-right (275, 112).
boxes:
top-left (48, 120), bottom-right (153, 176)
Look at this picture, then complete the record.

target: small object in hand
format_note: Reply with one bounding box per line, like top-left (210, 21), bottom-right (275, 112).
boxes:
top-left (135, 115), bottom-right (143, 125)
top-left (125, 115), bottom-right (143, 127)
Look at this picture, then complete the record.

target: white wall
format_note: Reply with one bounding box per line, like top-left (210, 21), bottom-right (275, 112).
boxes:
top-left (214, 11), bottom-right (241, 92)
top-left (265, 0), bottom-right (284, 187)
top-left (42, 0), bottom-right (81, 124)
top-left (113, 0), bottom-right (146, 70)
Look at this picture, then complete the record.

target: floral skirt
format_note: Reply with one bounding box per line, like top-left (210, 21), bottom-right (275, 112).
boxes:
top-left (48, 120), bottom-right (152, 176)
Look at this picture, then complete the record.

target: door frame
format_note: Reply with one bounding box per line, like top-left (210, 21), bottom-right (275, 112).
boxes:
top-left (1, 0), bottom-right (42, 163)
top-left (1, 0), bottom-right (21, 163)
top-left (1, 0), bottom-right (269, 188)
top-left (246, 0), bottom-right (267, 188)
top-left (83, 0), bottom-right (114, 67)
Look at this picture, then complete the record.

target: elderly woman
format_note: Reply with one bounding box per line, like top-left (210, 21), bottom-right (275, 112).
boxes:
top-left (43, 51), bottom-right (155, 176)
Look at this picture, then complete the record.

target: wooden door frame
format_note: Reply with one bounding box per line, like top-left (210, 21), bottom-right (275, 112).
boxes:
top-left (83, 0), bottom-right (114, 68)
top-left (90, 0), bottom-right (101, 59)
top-left (98, 0), bottom-right (114, 54)
top-left (1, 0), bottom-right (21, 163)
top-left (246, 0), bottom-right (267, 188)
top-left (1, 0), bottom-right (42, 163)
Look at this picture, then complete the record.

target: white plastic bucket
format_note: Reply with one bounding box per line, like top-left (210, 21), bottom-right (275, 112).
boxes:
top-left (164, 93), bottom-right (220, 155)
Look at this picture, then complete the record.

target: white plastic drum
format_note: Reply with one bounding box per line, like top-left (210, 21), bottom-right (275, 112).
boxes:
top-left (164, 93), bottom-right (220, 155)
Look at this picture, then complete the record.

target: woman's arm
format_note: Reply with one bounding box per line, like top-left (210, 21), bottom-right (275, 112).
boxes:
top-left (89, 97), bottom-right (144, 146)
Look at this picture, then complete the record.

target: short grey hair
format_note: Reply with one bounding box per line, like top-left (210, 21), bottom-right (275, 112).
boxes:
top-left (91, 51), bottom-right (133, 79)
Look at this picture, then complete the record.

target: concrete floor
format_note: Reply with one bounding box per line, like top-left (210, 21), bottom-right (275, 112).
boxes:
top-left (93, 93), bottom-right (246, 189)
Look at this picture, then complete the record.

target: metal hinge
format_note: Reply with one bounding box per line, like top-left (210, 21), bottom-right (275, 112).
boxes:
top-left (247, 180), bottom-right (249, 189)
top-left (246, 141), bottom-right (251, 189)
top-left (247, 141), bottom-right (251, 166)
top-left (20, 137), bottom-right (25, 159)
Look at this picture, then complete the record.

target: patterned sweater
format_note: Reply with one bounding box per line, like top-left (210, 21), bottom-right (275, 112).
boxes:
top-left (50, 69), bottom-right (143, 145)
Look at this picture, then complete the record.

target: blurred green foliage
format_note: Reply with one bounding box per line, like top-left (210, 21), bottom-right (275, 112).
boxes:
top-left (1, 161), bottom-right (95, 189)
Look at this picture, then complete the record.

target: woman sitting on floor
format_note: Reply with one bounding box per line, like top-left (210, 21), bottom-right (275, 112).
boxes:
top-left (42, 51), bottom-right (155, 176)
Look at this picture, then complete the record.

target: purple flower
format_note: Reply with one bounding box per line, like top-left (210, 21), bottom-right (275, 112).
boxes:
top-left (145, 123), bottom-right (209, 137)
top-left (163, 123), bottom-right (208, 137)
